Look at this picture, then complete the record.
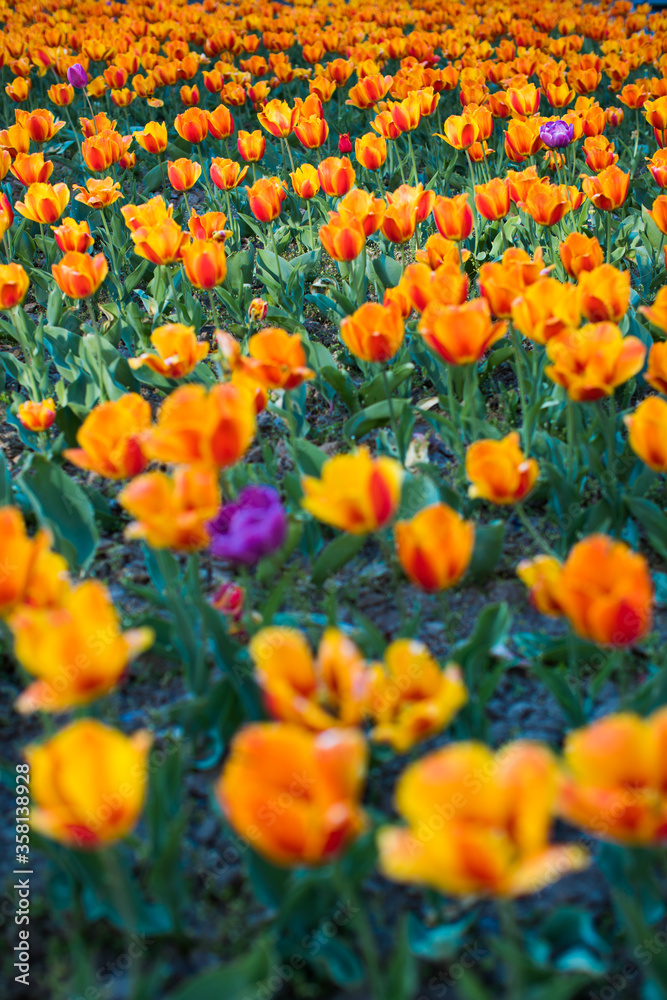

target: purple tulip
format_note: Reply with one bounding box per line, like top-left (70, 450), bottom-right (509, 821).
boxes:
top-left (208, 485), bottom-right (288, 565)
top-left (67, 64), bottom-right (89, 89)
top-left (539, 120), bottom-right (574, 149)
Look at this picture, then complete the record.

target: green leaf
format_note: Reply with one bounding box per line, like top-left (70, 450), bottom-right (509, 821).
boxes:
top-left (408, 913), bottom-right (473, 961)
top-left (312, 533), bottom-right (366, 585)
top-left (385, 917), bottom-right (418, 1000)
top-left (124, 259), bottom-right (150, 295)
top-left (343, 398), bottom-right (408, 444)
top-left (18, 455), bottom-right (99, 570)
top-left (371, 253), bottom-right (403, 291)
top-left (624, 496), bottom-right (667, 560)
top-left (397, 473), bottom-right (440, 520)
top-left (469, 520), bottom-right (505, 581)
top-left (0, 449), bottom-right (12, 505)
top-left (317, 937), bottom-right (365, 988)
top-left (165, 941), bottom-right (277, 1000)
top-left (294, 438), bottom-right (328, 476)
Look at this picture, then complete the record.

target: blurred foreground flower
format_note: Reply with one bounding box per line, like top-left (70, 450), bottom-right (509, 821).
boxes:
top-left (0, 507), bottom-right (69, 617)
top-left (64, 393), bottom-right (151, 479)
top-left (209, 485), bottom-right (287, 564)
top-left (301, 447), bottom-right (403, 533)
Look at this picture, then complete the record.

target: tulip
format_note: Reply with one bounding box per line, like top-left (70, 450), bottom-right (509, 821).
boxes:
top-left (606, 107), bottom-right (625, 127)
top-left (142, 382), bottom-right (256, 469)
top-left (121, 195), bottom-right (171, 233)
top-left (380, 191), bottom-right (418, 244)
top-left (249, 626), bottom-right (373, 729)
top-left (416, 234), bottom-right (469, 271)
top-left (167, 158), bottom-right (201, 191)
top-left (0, 507), bottom-right (69, 616)
top-left (73, 177), bottom-right (123, 210)
top-left (17, 398), bottom-right (56, 432)
top-left (624, 396), bottom-right (667, 473)
top-left (245, 176), bottom-right (287, 222)
top-left (338, 189), bottom-right (385, 237)
top-left (399, 263), bottom-right (468, 314)
top-left (15, 182), bottom-right (69, 224)
top-left (419, 297), bottom-right (507, 366)
top-left (519, 181), bottom-right (570, 227)
top-left (506, 164), bottom-right (541, 204)
top-left (67, 63), bottom-right (89, 89)
top-left (581, 164), bottom-right (630, 211)
top-left (82, 129), bottom-right (132, 172)
top-left (545, 80), bottom-right (575, 108)
top-left (206, 105), bottom-right (234, 140)
top-left (0, 263), bottom-right (29, 310)
top-left (209, 485), bottom-right (288, 565)
top-left (210, 157), bottom-right (248, 191)
top-left (347, 73), bottom-right (392, 109)
top-left (51, 252), bottom-right (108, 299)
top-left (466, 432), bottom-right (539, 505)
top-left (557, 709), bottom-right (667, 845)
top-left (583, 135), bottom-right (618, 172)
top-left (390, 94), bottom-right (422, 133)
top-left (644, 95), bottom-right (667, 132)
top-left (133, 121), bottom-right (168, 155)
top-left (21, 110), bottom-right (65, 145)
top-left (433, 193), bottom-right (474, 241)
top-left (477, 248), bottom-right (544, 318)
top-left (237, 129), bottom-right (266, 162)
top-left (355, 132), bottom-right (387, 171)
top-left (24, 720), bottom-right (151, 846)
top-left (395, 503), bottom-right (474, 591)
top-left (131, 218), bottom-right (187, 266)
top-left (301, 447), bottom-right (403, 534)
top-left (217, 722), bottom-right (367, 866)
top-left (539, 120), bottom-right (574, 148)
top-left (119, 465), bottom-right (221, 551)
top-left (232, 327), bottom-right (314, 391)
top-left (319, 212), bottom-right (365, 261)
top-left (5, 78), bottom-right (31, 103)
top-left (129, 323), bottom-right (208, 379)
top-left (369, 640), bottom-right (467, 752)
top-left (211, 581), bottom-right (245, 622)
top-left (174, 107), bottom-right (209, 144)
top-left (0, 193), bottom-right (12, 242)
top-left (437, 112), bottom-right (479, 150)
top-left (378, 741), bottom-right (588, 897)
top-left (294, 115), bottom-right (329, 149)
top-left (545, 323), bottom-right (645, 401)
top-left (640, 286), bottom-right (667, 334)
top-left (181, 238), bottom-right (227, 289)
top-left (317, 156), bottom-right (356, 197)
top-left (0, 124), bottom-right (30, 159)
top-left (0, 150), bottom-right (10, 182)
top-left (517, 554), bottom-right (565, 617)
top-left (511, 277), bottom-right (582, 345)
top-left (645, 342), bottom-right (667, 394)
top-left (64, 393), bottom-right (151, 479)
top-left (188, 211), bottom-right (230, 242)
top-left (504, 118), bottom-right (543, 161)
top-left (372, 110), bottom-right (402, 141)
top-left (257, 98), bottom-right (299, 138)
top-left (649, 194), bottom-right (667, 236)
top-left (474, 178), bottom-right (510, 221)
top-left (290, 164), bottom-right (320, 200)
top-left (111, 88), bottom-right (137, 108)
top-left (10, 152), bottom-right (53, 186)
top-left (560, 232), bottom-right (604, 278)
top-left (340, 303), bottom-right (404, 363)
top-left (577, 265), bottom-right (630, 323)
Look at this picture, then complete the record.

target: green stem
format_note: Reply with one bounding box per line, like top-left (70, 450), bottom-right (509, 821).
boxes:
top-left (306, 198), bottom-right (314, 248)
top-left (270, 223), bottom-right (285, 299)
top-left (334, 863), bottom-right (383, 1000)
top-left (98, 209), bottom-right (118, 280)
top-left (407, 131), bottom-right (418, 184)
top-left (356, 243), bottom-right (367, 308)
top-left (566, 397), bottom-right (576, 483)
top-left (497, 899), bottom-right (524, 1000)
top-left (207, 288), bottom-right (221, 328)
top-left (85, 298), bottom-right (108, 402)
top-left (11, 306), bottom-right (40, 400)
top-left (606, 210), bottom-right (612, 265)
top-left (515, 501), bottom-right (558, 558)
top-left (158, 153), bottom-right (168, 202)
top-left (463, 362), bottom-right (479, 442)
top-left (511, 324), bottom-right (529, 450)
top-left (381, 364), bottom-right (404, 465)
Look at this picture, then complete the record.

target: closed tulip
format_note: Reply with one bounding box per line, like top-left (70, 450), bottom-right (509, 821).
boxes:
top-left (578, 264), bottom-right (630, 323)
top-left (390, 94), bottom-right (422, 133)
top-left (338, 188), bottom-right (385, 237)
top-left (649, 194), bottom-right (667, 236)
top-left (557, 709), bottom-right (667, 845)
top-left (129, 323), bottom-right (208, 379)
top-left (624, 396), bottom-right (667, 472)
top-left (340, 302), bottom-right (404, 363)
top-left (142, 382), bottom-right (255, 469)
top-left (319, 211), bottom-right (365, 261)
top-left (559, 232), bottom-right (604, 278)
top-left (378, 741), bottom-right (588, 897)
top-left (290, 164), bottom-right (320, 199)
top-left (237, 129), bottom-right (266, 162)
top-left (346, 73), bottom-right (392, 109)
top-left (294, 115), bottom-right (329, 149)
top-left (640, 286), bottom-right (667, 334)
top-left (51, 252), bottom-right (108, 299)
top-left (466, 432), bottom-right (539, 504)
top-left (131, 218), bottom-right (187, 265)
top-left (119, 465), bottom-right (221, 551)
top-left (24, 720), bottom-right (151, 847)
top-left (395, 503), bottom-right (474, 592)
top-left (82, 129), bottom-right (132, 172)
top-left (582, 164), bottom-right (630, 211)
top-left (646, 148), bottom-right (667, 188)
top-left (11, 580), bottom-right (153, 713)
top-left (17, 398), bottom-right (56, 432)
top-left (355, 132), bottom-right (387, 171)
top-left (51, 218), bottom-right (94, 253)
top-left (181, 238), bottom-right (227, 289)
top-left (133, 121), bottom-right (167, 155)
top-left (210, 157), bottom-right (248, 191)
top-left (0, 507), bottom-right (69, 617)
top-left (520, 181), bottom-right (570, 226)
top-left (217, 722), bottom-right (367, 866)
top-left (369, 640), bottom-right (467, 752)
top-left (545, 323), bottom-right (645, 401)
top-left (318, 155), bottom-right (355, 197)
top-left (437, 112), bottom-right (479, 150)
top-left (257, 98), bottom-right (299, 138)
top-left (517, 554), bottom-right (565, 617)
top-left (478, 247), bottom-right (544, 318)
top-left (419, 297), bottom-right (507, 366)
top-left (301, 447), bottom-right (403, 534)
top-left (174, 107), bottom-right (208, 144)
top-left (10, 152), bottom-right (53, 186)
top-left (245, 176), bottom-right (287, 222)
top-left (47, 82), bottom-right (75, 107)
top-left (433, 193), bottom-right (474, 241)
top-left (474, 177), bottom-right (510, 221)
top-left (645, 342), bottom-right (667, 394)
top-left (0, 263), bottom-right (29, 310)
top-left (206, 104), bottom-right (234, 140)
top-left (504, 118), bottom-right (544, 161)
top-left (63, 393), bottom-right (151, 479)
top-left (167, 158), bottom-right (201, 191)
top-left (15, 182), bottom-right (69, 224)
top-left (511, 277), bottom-right (582, 344)
top-left (0, 192), bottom-right (12, 241)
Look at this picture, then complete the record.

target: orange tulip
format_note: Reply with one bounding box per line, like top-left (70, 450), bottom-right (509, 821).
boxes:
top-left (511, 277), bottom-right (582, 344)
top-left (578, 265), bottom-right (630, 323)
top-left (319, 212), bottom-right (365, 261)
top-left (395, 503), bottom-right (474, 592)
top-left (478, 247), bottom-right (544, 318)
top-left (583, 135), bottom-right (617, 172)
top-left (506, 164), bottom-right (541, 204)
top-left (121, 195), bottom-right (171, 233)
top-left (301, 447), bottom-right (403, 534)
top-left (174, 107), bottom-right (209, 144)
top-left (466, 432), bottom-right (539, 504)
top-left (133, 121), bottom-right (167, 155)
top-left (290, 164), bottom-right (320, 199)
top-left (416, 233), bottom-right (469, 271)
top-left (504, 117), bottom-right (543, 161)
top-left (559, 232), bottom-right (604, 277)
top-left (649, 194), bottom-right (667, 236)
top-left (624, 397), bottom-right (667, 473)
top-left (111, 88), bottom-right (137, 109)
top-left (0, 507), bottom-right (69, 617)
top-left (5, 77), bottom-right (30, 103)
top-left (64, 393), bottom-right (151, 479)
top-left (433, 193), bottom-right (474, 241)
top-left (340, 303), bottom-right (404, 363)
top-left (545, 323), bottom-right (646, 401)
top-left (10, 152), bottom-right (53, 186)
top-left (47, 82), bottom-right (75, 107)
top-left (646, 148), bottom-right (667, 189)
top-left (0, 263), bottom-right (29, 310)
top-left (82, 129), bottom-right (132, 172)
top-left (245, 176), bottom-right (287, 222)
top-left (644, 95), bottom-right (667, 131)
top-left (645, 341), bottom-right (667, 394)
top-left (474, 177), bottom-right (510, 221)
top-left (131, 218), bottom-right (187, 266)
top-left (545, 79), bottom-right (575, 108)
top-left (317, 155), bottom-right (355, 197)
top-left (142, 382), bottom-right (256, 469)
top-left (52, 218), bottom-right (93, 253)
top-left (237, 129), bottom-right (265, 162)
top-left (520, 180), bottom-right (570, 226)
top-left (294, 115), bottom-right (329, 149)
top-left (181, 239), bottom-right (227, 289)
top-left (0, 124), bottom-right (30, 159)
top-left (437, 112), bottom-right (479, 150)
top-left (506, 83), bottom-right (541, 117)
top-left (129, 323), bottom-right (208, 379)
top-left (640, 286), bottom-right (667, 334)
top-left (17, 398), bottom-right (56, 432)
top-left (206, 105), bottom-right (234, 140)
top-left (167, 158), bottom-right (201, 191)
top-left (210, 157), bottom-right (248, 191)
top-left (581, 164), bottom-right (630, 211)
top-left (378, 741), bottom-right (587, 897)
top-left (338, 189), bottom-right (385, 237)
top-left (346, 73), bottom-right (392, 109)
top-left (419, 297), bottom-right (507, 366)
top-left (390, 94), bottom-right (422, 133)
top-left (217, 722), bottom-right (367, 866)
top-left (119, 465), bottom-right (221, 551)
top-left (372, 109), bottom-right (402, 141)
top-left (230, 327), bottom-right (314, 391)
top-left (355, 132), bottom-right (387, 171)
top-left (73, 176), bottom-right (123, 209)
top-left (399, 263), bottom-right (468, 314)
top-left (0, 193), bottom-right (12, 241)
top-left (15, 182), bottom-right (69, 224)
top-left (51, 252), bottom-right (107, 299)
top-left (18, 109), bottom-right (65, 144)
top-left (258, 99), bottom-right (299, 138)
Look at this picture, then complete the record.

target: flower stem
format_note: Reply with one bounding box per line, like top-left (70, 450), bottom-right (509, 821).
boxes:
top-left (207, 288), bottom-right (221, 329)
top-left (515, 501), bottom-right (558, 558)
top-left (381, 364), bottom-right (404, 465)
top-left (270, 223), bottom-right (285, 299)
top-left (86, 297), bottom-right (108, 402)
top-left (334, 863), bottom-right (383, 1000)
top-left (497, 899), bottom-right (524, 1000)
